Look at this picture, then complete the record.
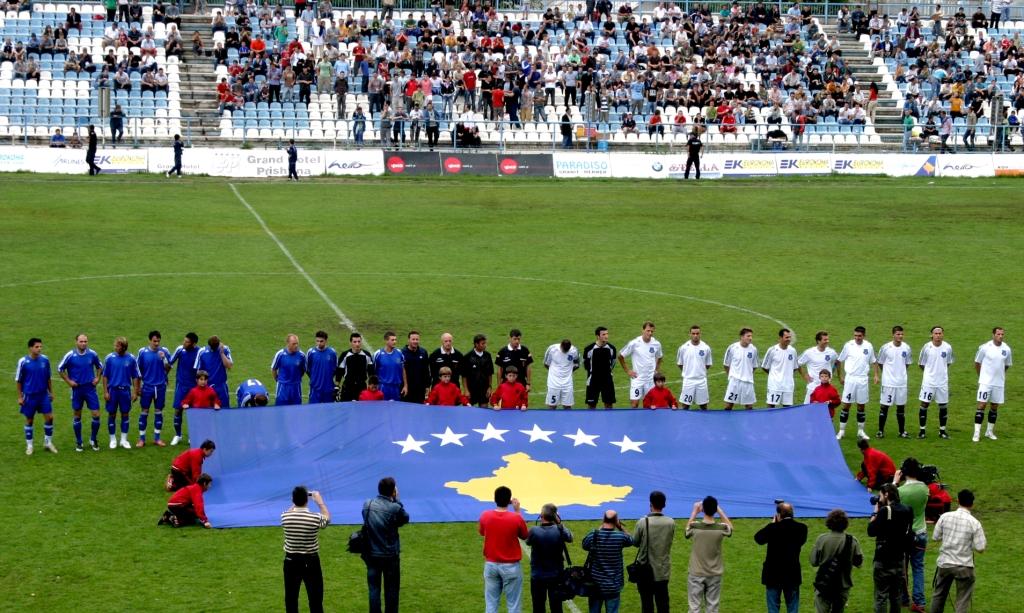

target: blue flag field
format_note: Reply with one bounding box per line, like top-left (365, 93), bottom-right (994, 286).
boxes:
top-left (187, 402), bottom-right (870, 528)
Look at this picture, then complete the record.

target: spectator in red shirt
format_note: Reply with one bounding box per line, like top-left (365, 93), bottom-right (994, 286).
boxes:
top-left (166, 439), bottom-right (216, 491)
top-left (426, 367), bottom-right (468, 406)
top-left (159, 473), bottom-right (213, 528)
top-left (643, 372), bottom-right (677, 409)
top-left (181, 371), bottom-right (221, 409)
top-left (479, 486), bottom-right (528, 613)
top-left (810, 369), bottom-right (842, 417)
top-left (489, 366), bottom-right (528, 411)
top-left (855, 439), bottom-right (896, 491)
top-left (358, 375), bottom-right (385, 401)
top-left (491, 86), bottom-right (506, 119)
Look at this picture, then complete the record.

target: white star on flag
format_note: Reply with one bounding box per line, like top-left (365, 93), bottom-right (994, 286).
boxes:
top-left (431, 426), bottom-right (468, 447)
top-left (473, 422), bottom-right (509, 442)
top-left (393, 434), bottom-right (429, 454)
top-left (519, 424), bottom-right (556, 443)
top-left (609, 435), bottom-right (646, 454)
top-left (563, 428), bottom-right (599, 447)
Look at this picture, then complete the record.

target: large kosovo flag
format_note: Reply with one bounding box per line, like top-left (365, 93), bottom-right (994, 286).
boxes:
top-left (187, 403), bottom-right (870, 528)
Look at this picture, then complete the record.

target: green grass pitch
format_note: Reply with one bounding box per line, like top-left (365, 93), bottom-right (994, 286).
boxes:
top-left (0, 174), bottom-right (1022, 611)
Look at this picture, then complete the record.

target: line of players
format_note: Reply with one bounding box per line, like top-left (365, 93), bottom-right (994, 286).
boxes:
top-left (14, 322), bottom-right (1011, 455)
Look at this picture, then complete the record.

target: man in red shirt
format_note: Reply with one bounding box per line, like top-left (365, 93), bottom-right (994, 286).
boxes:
top-left (810, 369), bottom-right (842, 417)
top-left (181, 371), bottom-right (221, 409)
top-left (250, 34), bottom-right (267, 58)
top-left (463, 70), bottom-right (477, 111)
top-left (166, 439), bottom-right (216, 491)
top-left (855, 439), bottom-right (896, 491)
top-left (426, 367), bottom-right (468, 405)
top-left (159, 473), bottom-right (213, 528)
top-left (479, 486), bottom-right (528, 613)
top-left (489, 366), bottom-right (528, 411)
top-left (643, 372), bottom-right (678, 408)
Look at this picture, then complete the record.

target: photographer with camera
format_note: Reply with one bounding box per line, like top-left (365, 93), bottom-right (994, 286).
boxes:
top-left (810, 509), bottom-right (864, 613)
top-left (281, 486), bottom-right (330, 613)
top-left (686, 496), bottom-right (733, 613)
top-left (755, 501), bottom-right (808, 613)
top-left (582, 509), bottom-right (634, 612)
top-left (363, 477), bottom-right (409, 613)
top-left (867, 483), bottom-right (914, 613)
top-left (526, 503), bottom-right (574, 613)
top-left (895, 459), bottom-right (930, 612)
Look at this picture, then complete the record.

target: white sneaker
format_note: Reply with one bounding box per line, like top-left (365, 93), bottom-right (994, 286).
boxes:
top-left (44, 442), bottom-right (58, 454)
top-left (109, 437), bottom-right (117, 449)
top-left (26, 445), bottom-right (33, 455)
top-left (170, 435), bottom-right (181, 446)
top-left (857, 430), bottom-right (869, 440)
top-left (836, 430), bottom-right (845, 440)
top-left (985, 431), bottom-right (998, 440)
top-left (119, 438), bottom-right (131, 449)
top-left (972, 433), bottom-right (980, 442)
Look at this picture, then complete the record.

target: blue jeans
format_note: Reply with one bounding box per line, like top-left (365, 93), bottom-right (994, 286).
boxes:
top-left (484, 561), bottom-right (523, 613)
top-left (587, 594), bottom-right (620, 613)
top-left (907, 532), bottom-right (927, 606)
top-left (366, 555), bottom-right (400, 613)
top-left (766, 585), bottom-right (799, 613)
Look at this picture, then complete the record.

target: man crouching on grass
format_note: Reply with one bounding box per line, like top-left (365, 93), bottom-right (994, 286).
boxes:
top-left (159, 473), bottom-right (213, 528)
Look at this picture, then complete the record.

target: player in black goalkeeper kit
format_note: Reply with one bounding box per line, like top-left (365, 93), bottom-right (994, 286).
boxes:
top-left (584, 326), bottom-right (618, 408)
top-left (335, 333), bottom-right (375, 401)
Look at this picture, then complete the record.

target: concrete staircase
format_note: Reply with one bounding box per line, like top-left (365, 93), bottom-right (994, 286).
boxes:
top-left (831, 29), bottom-right (905, 146)
top-left (176, 14), bottom-right (225, 143)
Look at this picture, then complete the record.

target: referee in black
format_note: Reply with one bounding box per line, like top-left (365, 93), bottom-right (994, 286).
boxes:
top-left (282, 486), bottom-right (330, 613)
top-left (685, 129), bottom-right (703, 180)
top-left (583, 326), bottom-right (618, 409)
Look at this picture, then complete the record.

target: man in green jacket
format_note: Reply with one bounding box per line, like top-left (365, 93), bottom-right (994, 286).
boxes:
top-left (632, 490), bottom-right (675, 613)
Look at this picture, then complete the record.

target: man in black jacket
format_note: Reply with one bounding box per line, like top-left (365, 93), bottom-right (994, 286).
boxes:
top-left (363, 477), bottom-right (409, 613)
top-left (754, 501), bottom-right (808, 613)
top-left (867, 483), bottom-right (914, 613)
top-left (85, 125), bottom-right (101, 175)
top-left (462, 334), bottom-right (494, 407)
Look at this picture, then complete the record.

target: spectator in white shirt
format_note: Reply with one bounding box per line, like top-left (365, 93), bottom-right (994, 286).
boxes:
top-left (930, 489), bottom-right (986, 613)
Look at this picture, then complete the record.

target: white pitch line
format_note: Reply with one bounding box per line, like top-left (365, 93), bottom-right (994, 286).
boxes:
top-left (228, 183), bottom-right (361, 337)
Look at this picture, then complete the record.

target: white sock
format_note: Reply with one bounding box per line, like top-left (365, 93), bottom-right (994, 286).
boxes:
top-left (986, 423), bottom-right (995, 434)
top-left (120, 433), bottom-right (128, 442)
top-left (974, 424), bottom-right (982, 435)
top-left (44, 436), bottom-right (51, 444)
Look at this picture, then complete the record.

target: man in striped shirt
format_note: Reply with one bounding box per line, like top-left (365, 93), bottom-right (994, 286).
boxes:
top-left (281, 486), bottom-right (331, 613)
top-left (582, 510), bottom-right (635, 612)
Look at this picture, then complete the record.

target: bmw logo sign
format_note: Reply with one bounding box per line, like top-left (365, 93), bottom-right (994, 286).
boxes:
top-left (651, 162), bottom-right (663, 172)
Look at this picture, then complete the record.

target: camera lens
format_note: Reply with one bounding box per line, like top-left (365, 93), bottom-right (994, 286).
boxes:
top-left (869, 495), bottom-right (879, 505)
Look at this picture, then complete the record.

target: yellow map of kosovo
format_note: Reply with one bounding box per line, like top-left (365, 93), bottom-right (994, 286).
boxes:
top-left (445, 452), bottom-right (633, 514)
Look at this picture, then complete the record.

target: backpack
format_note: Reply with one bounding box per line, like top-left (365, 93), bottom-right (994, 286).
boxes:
top-left (814, 534), bottom-right (853, 599)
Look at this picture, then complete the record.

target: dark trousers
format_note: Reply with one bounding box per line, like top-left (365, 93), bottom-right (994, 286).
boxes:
top-left (166, 503), bottom-right (198, 526)
top-left (426, 126), bottom-right (439, 148)
top-left (284, 553), bottom-right (323, 613)
top-left (170, 155), bottom-right (182, 175)
top-left (637, 579), bottom-right (669, 613)
top-left (269, 84), bottom-right (281, 102)
top-left (685, 155), bottom-right (700, 179)
top-left (873, 562), bottom-right (904, 613)
top-left (365, 555), bottom-right (400, 613)
top-left (530, 576), bottom-right (562, 612)
top-left (288, 161), bottom-right (298, 180)
top-left (86, 152), bottom-right (102, 175)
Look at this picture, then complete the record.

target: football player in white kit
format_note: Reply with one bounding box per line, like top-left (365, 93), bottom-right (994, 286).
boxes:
top-left (798, 331), bottom-right (839, 403)
top-left (974, 327), bottom-right (1012, 441)
top-left (837, 326), bottom-right (876, 440)
top-left (874, 325), bottom-right (913, 438)
top-left (543, 339), bottom-right (580, 409)
top-left (918, 326), bottom-right (954, 439)
top-left (676, 325), bottom-right (713, 409)
top-left (617, 321), bottom-right (663, 408)
top-left (723, 328), bottom-right (759, 409)
top-left (761, 328), bottom-right (798, 407)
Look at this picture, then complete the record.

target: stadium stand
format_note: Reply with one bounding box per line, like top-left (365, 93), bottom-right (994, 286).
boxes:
top-left (0, 1), bottom-right (1020, 151)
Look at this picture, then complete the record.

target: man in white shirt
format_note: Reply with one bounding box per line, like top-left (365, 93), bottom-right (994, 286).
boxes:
top-left (760, 328), bottom-right (798, 408)
top-left (798, 331), bottom-right (838, 403)
top-left (723, 328), bottom-right (759, 410)
top-left (973, 327), bottom-right (1012, 442)
top-left (618, 321), bottom-right (663, 408)
top-left (931, 489), bottom-right (986, 612)
top-left (918, 326), bottom-right (954, 439)
top-left (875, 325), bottom-right (913, 439)
top-left (837, 326), bottom-right (876, 440)
top-left (676, 325), bottom-right (713, 410)
top-left (543, 339), bottom-right (579, 409)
